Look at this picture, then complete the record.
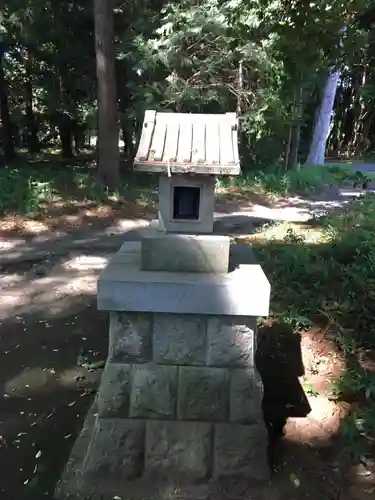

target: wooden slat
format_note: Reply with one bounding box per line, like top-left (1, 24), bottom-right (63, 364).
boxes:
top-left (163, 120), bottom-right (180, 163)
top-left (135, 110), bottom-right (240, 171)
top-left (149, 120), bottom-right (167, 161)
top-left (191, 121), bottom-right (206, 163)
top-left (177, 121), bottom-right (193, 163)
top-left (205, 119), bottom-right (220, 165)
top-left (219, 120), bottom-right (235, 165)
top-left (136, 110), bottom-right (156, 161)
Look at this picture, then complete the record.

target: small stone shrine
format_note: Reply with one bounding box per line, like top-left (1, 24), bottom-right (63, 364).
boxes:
top-left (56, 111), bottom-right (271, 499)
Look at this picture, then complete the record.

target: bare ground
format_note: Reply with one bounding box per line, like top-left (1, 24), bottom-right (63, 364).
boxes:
top-left (0, 190), bottom-right (374, 500)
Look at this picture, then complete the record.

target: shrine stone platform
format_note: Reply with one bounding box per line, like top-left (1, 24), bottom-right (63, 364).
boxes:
top-left (55, 241), bottom-right (271, 500)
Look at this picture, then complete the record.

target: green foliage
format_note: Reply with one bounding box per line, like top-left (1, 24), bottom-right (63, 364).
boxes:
top-left (254, 193), bottom-right (375, 458)
top-left (340, 403), bottom-right (375, 462)
top-left (0, 166), bottom-right (53, 214)
top-left (2, 0), bottom-right (375, 166)
top-left (217, 163), bottom-right (357, 196)
top-left (257, 194), bottom-right (375, 344)
top-left (0, 162), bottom-right (157, 215)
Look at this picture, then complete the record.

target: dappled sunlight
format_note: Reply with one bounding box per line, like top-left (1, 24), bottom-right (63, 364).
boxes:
top-left (284, 396), bottom-right (349, 445)
top-left (215, 186), bottom-right (274, 211)
top-left (0, 199), bottom-right (155, 235)
top-left (258, 315), bottom-right (350, 467)
top-left (4, 365), bottom-right (102, 398)
top-left (345, 462), bottom-right (375, 497)
top-left (110, 217), bottom-right (153, 232)
top-left (58, 366), bottom-right (101, 389)
top-left (0, 165), bottom-right (374, 498)
top-left (0, 273), bottom-right (26, 285)
top-left (61, 255), bottom-right (109, 272)
top-left (0, 216), bottom-right (50, 234)
top-left (0, 253), bottom-right (111, 321)
top-left (5, 366), bottom-right (59, 396)
top-left (300, 325), bottom-right (344, 392)
top-left (240, 221), bottom-right (327, 244)
top-left (0, 235), bottom-right (28, 250)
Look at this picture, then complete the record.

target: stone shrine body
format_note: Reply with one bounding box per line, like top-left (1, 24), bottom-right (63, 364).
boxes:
top-left (55, 111), bottom-right (271, 500)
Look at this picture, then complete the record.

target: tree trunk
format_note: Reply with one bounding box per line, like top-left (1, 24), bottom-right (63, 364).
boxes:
top-left (93, 0), bottom-right (120, 189)
top-left (284, 125), bottom-right (292, 170)
top-left (351, 65), bottom-right (367, 154)
top-left (289, 122), bottom-right (301, 169)
top-left (122, 119), bottom-right (136, 160)
top-left (24, 50), bottom-right (40, 154)
top-left (287, 86), bottom-right (303, 169)
top-left (0, 48), bottom-right (15, 161)
top-left (58, 116), bottom-right (74, 158)
top-left (306, 68), bottom-right (340, 165)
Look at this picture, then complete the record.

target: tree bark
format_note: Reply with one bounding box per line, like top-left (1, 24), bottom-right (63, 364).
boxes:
top-left (93, 0), bottom-right (120, 189)
top-left (351, 65), bottom-right (367, 154)
top-left (0, 48), bottom-right (15, 161)
top-left (24, 49), bottom-right (40, 154)
top-left (306, 68), bottom-right (341, 165)
top-left (287, 86), bottom-right (303, 169)
top-left (58, 115), bottom-right (74, 158)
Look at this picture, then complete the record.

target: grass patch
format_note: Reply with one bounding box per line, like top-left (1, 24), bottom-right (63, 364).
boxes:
top-left (1, 159), bottom-right (373, 217)
top-left (0, 161), bottom-right (157, 216)
top-left (253, 193), bottom-right (375, 461)
top-left (217, 163), bottom-right (375, 197)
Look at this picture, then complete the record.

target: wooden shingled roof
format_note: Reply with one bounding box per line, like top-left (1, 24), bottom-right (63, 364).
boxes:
top-left (133, 110), bottom-right (240, 175)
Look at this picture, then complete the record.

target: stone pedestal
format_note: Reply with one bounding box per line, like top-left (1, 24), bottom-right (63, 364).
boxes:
top-left (55, 240), bottom-right (271, 500)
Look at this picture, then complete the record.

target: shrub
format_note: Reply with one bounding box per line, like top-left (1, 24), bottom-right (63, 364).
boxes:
top-left (254, 193), bottom-right (375, 459)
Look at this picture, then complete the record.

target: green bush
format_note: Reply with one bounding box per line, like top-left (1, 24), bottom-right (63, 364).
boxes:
top-left (0, 167), bottom-right (54, 215)
top-left (217, 163), bottom-right (357, 196)
top-left (254, 193), bottom-right (375, 459)
top-left (0, 163), bottom-right (158, 216)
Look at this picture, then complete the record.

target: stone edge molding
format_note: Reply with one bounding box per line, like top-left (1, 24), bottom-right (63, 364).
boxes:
top-left (97, 241), bottom-right (270, 317)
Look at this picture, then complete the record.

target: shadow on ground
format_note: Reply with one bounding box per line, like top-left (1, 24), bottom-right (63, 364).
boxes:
top-left (0, 299), bottom-right (108, 499)
top-left (0, 240), bottom-right (373, 499)
top-left (0, 285), bottom-right (329, 500)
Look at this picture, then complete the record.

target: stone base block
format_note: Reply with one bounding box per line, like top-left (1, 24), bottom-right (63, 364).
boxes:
top-left (55, 407), bottom-right (270, 500)
top-left (108, 312), bottom-right (152, 362)
top-left (84, 418), bottom-right (145, 479)
top-left (214, 423), bottom-right (269, 480)
top-left (130, 364), bottom-right (177, 419)
top-left (177, 366), bottom-right (229, 421)
top-left (145, 421), bottom-right (212, 480)
top-left (141, 233), bottom-right (230, 273)
top-left (56, 242), bottom-right (271, 500)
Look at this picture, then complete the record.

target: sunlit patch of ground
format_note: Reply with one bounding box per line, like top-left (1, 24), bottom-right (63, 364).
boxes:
top-left (0, 189), bottom-right (156, 237)
top-left (286, 327), bottom-right (348, 445)
top-left (236, 220), bottom-right (327, 244)
top-left (0, 253), bottom-right (111, 321)
top-left (1, 199), bottom-right (373, 499)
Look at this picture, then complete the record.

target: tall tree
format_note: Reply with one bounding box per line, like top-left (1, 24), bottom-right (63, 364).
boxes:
top-left (93, 0), bottom-right (119, 189)
top-left (306, 68), bottom-right (341, 165)
top-left (23, 46), bottom-right (40, 154)
top-left (0, 41), bottom-right (15, 161)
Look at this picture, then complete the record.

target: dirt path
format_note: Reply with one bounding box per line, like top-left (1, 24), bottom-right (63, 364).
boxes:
top-left (0, 189), bottom-right (374, 499)
top-left (0, 185), bottom-right (365, 267)
top-left (0, 243), bottom-right (373, 499)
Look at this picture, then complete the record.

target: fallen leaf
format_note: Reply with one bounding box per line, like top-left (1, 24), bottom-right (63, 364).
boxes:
top-left (290, 473), bottom-right (300, 488)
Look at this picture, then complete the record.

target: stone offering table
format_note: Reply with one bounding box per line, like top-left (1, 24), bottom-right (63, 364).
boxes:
top-left (56, 111), bottom-right (271, 500)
